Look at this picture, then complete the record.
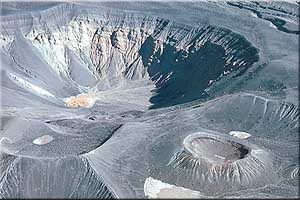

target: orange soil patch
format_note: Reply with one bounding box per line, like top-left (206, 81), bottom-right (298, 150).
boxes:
top-left (64, 92), bottom-right (98, 108)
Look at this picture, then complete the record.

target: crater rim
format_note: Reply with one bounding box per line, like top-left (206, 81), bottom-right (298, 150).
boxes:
top-left (183, 132), bottom-right (252, 165)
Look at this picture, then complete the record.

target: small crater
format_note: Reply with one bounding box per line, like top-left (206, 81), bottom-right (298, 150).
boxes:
top-left (185, 136), bottom-right (250, 165)
top-left (167, 132), bottom-right (276, 194)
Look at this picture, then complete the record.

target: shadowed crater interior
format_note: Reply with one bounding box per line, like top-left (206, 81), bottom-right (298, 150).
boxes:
top-left (185, 136), bottom-right (250, 165)
top-left (139, 25), bottom-right (259, 108)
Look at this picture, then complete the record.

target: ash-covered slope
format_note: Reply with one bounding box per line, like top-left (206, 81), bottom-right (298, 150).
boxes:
top-left (0, 1), bottom-right (299, 199)
top-left (0, 155), bottom-right (115, 198)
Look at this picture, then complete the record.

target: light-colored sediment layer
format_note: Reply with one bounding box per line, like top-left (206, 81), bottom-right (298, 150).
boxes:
top-left (9, 73), bottom-right (55, 98)
top-left (32, 135), bottom-right (54, 145)
top-left (228, 131), bottom-right (251, 139)
top-left (144, 177), bottom-right (203, 199)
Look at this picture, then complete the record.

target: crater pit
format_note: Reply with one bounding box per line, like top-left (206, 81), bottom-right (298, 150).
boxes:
top-left (184, 136), bottom-right (250, 165)
top-left (23, 14), bottom-right (259, 109)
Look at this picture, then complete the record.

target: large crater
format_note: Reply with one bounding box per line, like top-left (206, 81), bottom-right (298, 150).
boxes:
top-left (6, 12), bottom-right (260, 110)
top-left (86, 18), bottom-right (259, 108)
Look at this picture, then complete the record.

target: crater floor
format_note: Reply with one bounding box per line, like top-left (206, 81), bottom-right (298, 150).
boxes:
top-left (0, 1), bottom-right (299, 199)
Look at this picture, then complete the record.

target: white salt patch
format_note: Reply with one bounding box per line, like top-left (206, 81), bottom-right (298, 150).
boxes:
top-left (269, 22), bottom-right (277, 29)
top-left (228, 131), bottom-right (251, 139)
top-left (33, 135), bottom-right (54, 145)
top-left (144, 177), bottom-right (203, 198)
top-left (144, 177), bottom-right (172, 198)
top-left (250, 12), bottom-right (258, 18)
